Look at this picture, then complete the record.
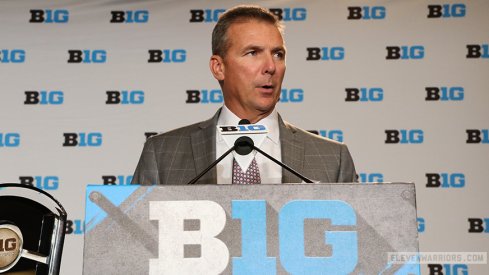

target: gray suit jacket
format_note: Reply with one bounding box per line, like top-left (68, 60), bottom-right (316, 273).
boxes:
top-left (132, 110), bottom-right (357, 185)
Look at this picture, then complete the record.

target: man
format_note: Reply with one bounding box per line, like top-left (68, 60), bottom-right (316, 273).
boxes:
top-left (132, 5), bottom-right (356, 185)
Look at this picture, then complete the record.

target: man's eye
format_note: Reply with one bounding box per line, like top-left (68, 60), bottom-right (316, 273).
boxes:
top-left (274, 52), bottom-right (285, 59)
top-left (246, 51), bottom-right (257, 56)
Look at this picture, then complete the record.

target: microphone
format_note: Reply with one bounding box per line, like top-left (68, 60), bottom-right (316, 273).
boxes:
top-left (186, 118), bottom-right (313, 184)
top-left (187, 119), bottom-right (254, 184)
top-left (235, 119), bottom-right (253, 155)
top-left (229, 135), bottom-right (314, 183)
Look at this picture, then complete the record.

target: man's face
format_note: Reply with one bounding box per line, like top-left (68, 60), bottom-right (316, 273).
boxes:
top-left (215, 20), bottom-right (286, 120)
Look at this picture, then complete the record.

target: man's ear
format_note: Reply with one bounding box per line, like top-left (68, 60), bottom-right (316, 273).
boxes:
top-left (209, 55), bottom-right (225, 81)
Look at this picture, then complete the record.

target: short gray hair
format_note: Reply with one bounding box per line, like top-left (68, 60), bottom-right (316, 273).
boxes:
top-left (211, 5), bottom-right (284, 57)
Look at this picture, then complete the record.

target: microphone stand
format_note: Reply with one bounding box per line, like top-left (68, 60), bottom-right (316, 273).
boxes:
top-left (187, 136), bottom-right (313, 184)
top-left (186, 146), bottom-right (235, 185)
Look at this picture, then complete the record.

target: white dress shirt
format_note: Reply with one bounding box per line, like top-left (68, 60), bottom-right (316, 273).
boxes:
top-left (216, 105), bottom-right (282, 184)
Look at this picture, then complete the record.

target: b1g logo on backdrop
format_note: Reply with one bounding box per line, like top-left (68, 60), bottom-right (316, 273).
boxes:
top-left (148, 49), bottom-right (186, 63)
top-left (0, 133), bottom-right (20, 147)
top-left (106, 90), bottom-right (144, 105)
top-left (427, 4), bottom-right (466, 18)
top-left (18, 176), bottom-right (59, 191)
top-left (102, 175), bottom-right (133, 185)
top-left (29, 9), bottom-right (69, 23)
top-left (308, 130), bottom-right (344, 142)
top-left (417, 217), bottom-right (425, 233)
top-left (62, 133), bottom-right (102, 147)
top-left (345, 88), bottom-right (383, 102)
top-left (279, 88), bottom-right (304, 103)
top-left (186, 88), bottom-right (303, 104)
top-left (347, 6), bottom-right (386, 20)
top-left (425, 173), bottom-right (465, 188)
top-left (189, 9), bottom-right (225, 22)
top-left (427, 264), bottom-right (468, 275)
top-left (149, 200), bottom-right (357, 274)
top-left (186, 89), bottom-right (223, 104)
top-left (65, 219), bottom-right (84, 235)
top-left (385, 129), bottom-right (424, 144)
top-left (425, 87), bottom-right (464, 101)
top-left (24, 91), bottom-right (64, 105)
top-left (466, 44), bottom-right (489, 59)
top-left (468, 218), bottom-right (489, 233)
top-left (0, 49), bottom-right (25, 63)
top-left (466, 129), bottom-right (489, 144)
top-left (358, 173), bottom-right (383, 183)
top-left (269, 8), bottom-right (307, 21)
top-left (386, 46), bottom-right (424, 60)
top-left (67, 50), bottom-right (107, 63)
top-left (110, 10), bottom-right (149, 23)
top-left (306, 47), bottom-right (345, 61)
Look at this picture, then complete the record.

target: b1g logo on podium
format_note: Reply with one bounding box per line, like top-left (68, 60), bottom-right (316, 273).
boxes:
top-left (149, 200), bottom-right (357, 274)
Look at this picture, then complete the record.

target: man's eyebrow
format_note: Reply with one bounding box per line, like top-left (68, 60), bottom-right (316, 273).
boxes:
top-left (242, 44), bottom-right (264, 52)
top-left (273, 46), bottom-right (286, 52)
top-left (241, 45), bottom-right (286, 52)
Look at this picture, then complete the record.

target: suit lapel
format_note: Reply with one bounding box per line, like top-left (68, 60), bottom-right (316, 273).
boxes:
top-left (279, 115), bottom-right (305, 183)
top-left (190, 110), bottom-right (220, 184)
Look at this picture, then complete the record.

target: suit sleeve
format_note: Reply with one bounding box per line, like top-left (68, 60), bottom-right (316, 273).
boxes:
top-left (337, 144), bottom-right (358, 183)
top-left (131, 138), bottom-right (160, 185)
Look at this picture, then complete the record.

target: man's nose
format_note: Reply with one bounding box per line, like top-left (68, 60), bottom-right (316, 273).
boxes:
top-left (263, 54), bottom-right (276, 75)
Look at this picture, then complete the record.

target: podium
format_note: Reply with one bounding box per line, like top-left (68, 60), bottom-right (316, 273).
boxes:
top-left (83, 183), bottom-right (420, 274)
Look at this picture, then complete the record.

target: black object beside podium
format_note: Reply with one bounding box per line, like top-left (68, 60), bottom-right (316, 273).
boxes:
top-left (0, 184), bottom-right (67, 275)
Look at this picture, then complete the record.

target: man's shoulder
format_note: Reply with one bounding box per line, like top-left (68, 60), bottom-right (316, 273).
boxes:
top-left (146, 113), bottom-right (217, 145)
top-left (147, 121), bottom-right (203, 144)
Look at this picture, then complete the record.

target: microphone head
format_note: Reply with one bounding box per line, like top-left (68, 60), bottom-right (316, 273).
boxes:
top-left (238, 119), bottom-right (250, 125)
top-left (234, 136), bottom-right (254, 155)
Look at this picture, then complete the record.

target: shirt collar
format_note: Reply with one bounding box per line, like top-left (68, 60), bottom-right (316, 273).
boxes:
top-left (217, 105), bottom-right (280, 145)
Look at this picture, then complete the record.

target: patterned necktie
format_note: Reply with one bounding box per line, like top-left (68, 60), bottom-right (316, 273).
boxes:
top-left (232, 157), bottom-right (261, 184)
